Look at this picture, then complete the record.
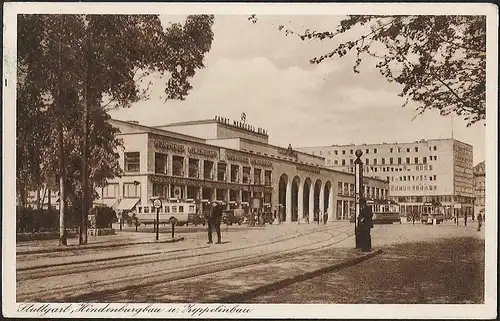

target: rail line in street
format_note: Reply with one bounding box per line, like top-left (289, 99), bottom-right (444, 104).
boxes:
top-left (17, 224), bottom-right (353, 302)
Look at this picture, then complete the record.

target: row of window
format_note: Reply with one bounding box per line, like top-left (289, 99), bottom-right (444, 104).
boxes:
top-left (389, 175), bottom-right (437, 182)
top-left (333, 155), bottom-right (438, 166)
top-left (315, 145), bottom-right (439, 157)
top-left (337, 182), bottom-right (387, 200)
top-left (103, 183), bottom-right (139, 199)
top-left (125, 151), bottom-right (272, 185)
top-left (391, 185), bottom-right (438, 192)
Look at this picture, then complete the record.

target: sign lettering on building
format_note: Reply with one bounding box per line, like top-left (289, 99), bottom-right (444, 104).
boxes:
top-left (250, 158), bottom-right (273, 168)
top-left (153, 140), bottom-right (185, 153)
top-left (188, 146), bottom-right (217, 158)
top-left (227, 153), bottom-right (250, 164)
top-left (296, 164), bottom-right (320, 175)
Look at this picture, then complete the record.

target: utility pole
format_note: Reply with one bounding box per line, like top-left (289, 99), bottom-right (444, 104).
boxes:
top-left (354, 149), bottom-right (364, 248)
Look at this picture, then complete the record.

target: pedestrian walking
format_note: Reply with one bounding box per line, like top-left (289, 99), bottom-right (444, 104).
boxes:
top-left (477, 213), bottom-right (483, 231)
top-left (207, 201), bottom-right (223, 244)
top-left (358, 198), bottom-right (373, 252)
top-left (464, 213), bottom-right (468, 226)
top-left (412, 213), bottom-right (415, 225)
top-left (323, 212), bottom-right (328, 224)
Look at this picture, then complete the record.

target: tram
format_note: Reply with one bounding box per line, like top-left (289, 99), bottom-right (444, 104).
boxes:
top-left (421, 201), bottom-right (445, 225)
top-left (368, 199), bottom-right (401, 224)
top-left (135, 200), bottom-right (195, 226)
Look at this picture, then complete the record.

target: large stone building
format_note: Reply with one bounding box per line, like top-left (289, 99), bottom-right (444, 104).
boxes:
top-left (297, 139), bottom-right (474, 218)
top-left (473, 161), bottom-right (485, 217)
top-left (98, 116), bottom-right (389, 223)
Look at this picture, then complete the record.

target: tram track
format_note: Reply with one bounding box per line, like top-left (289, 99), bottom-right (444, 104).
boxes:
top-left (17, 225), bottom-right (353, 302)
top-left (17, 223), bottom-right (341, 281)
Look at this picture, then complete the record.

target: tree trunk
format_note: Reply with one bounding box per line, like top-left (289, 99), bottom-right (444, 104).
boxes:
top-left (57, 15), bottom-right (67, 246)
top-left (58, 128), bottom-right (67, 245)
top-left (80, 15), bottom-right (91, 245)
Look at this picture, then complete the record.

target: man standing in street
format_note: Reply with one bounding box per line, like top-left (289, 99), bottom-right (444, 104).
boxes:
top-left (358, 198), bottom-right (374, 252)
top-left (464, 212), bottom-right (468, 226)
top-left (477, 212), bottom-right (483, 231)
top-left (208, 201), bottom-right (223, 244)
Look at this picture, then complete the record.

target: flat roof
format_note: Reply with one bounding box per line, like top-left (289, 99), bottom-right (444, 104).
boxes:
top-left (109, 119), bottom-right (388, 184)
top-left (297, 138), bottom-right (472, 149)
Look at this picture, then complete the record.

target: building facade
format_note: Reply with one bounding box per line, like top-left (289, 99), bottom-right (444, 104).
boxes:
top-left (297, 139), bottom-right (474, 218)
top-left (98, 117), bottom-right (389, 222)
top-left (473, 161), bottom-right (485, 217)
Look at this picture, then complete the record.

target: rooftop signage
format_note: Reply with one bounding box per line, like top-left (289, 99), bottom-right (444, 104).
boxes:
top-left (214, 115), bottom-right (268, 136)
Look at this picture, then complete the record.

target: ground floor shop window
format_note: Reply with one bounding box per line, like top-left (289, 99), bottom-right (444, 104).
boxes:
top-left (152, 183), bottom-right (167, 197)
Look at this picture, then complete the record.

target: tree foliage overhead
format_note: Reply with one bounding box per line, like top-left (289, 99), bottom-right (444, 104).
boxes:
top-left (16, 14), bottom-right (215, 207)
top-left (280, 15), bottom-right (486, 126)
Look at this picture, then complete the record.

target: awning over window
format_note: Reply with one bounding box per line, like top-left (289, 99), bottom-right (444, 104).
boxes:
top-left (116, 198), bottom-right (140, 211)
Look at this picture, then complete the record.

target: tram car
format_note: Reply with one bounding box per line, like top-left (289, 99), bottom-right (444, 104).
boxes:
top-left (421, 201), bottom-right (445, 225)
top-left (135, 200), bottom-right (195, 226)
top-left (350, 199), bottom-right (401, 224)
top-left (369, 199), bottom-right (401, 224)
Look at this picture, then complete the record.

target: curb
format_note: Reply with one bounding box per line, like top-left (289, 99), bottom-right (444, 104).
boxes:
top-left (219, 249), bottom-right (383, 303)
top-left (17, 236), bottom-right (186, 255)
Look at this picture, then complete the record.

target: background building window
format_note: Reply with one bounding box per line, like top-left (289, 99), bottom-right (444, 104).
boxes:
top-left (124, 152), bottom-right (140, 172)
top-left (414, 157), bottom-right (419, 164)
top-left (406, 157), bottom-right (410, 164)
top-left (398, 157), bottom-right (402, 165)
top-left (103, 184), bottom-right (118, 198)
top-left (123, 182), bottom-right (140, 198)
top-left (155, 153), bottom-right (167, 174)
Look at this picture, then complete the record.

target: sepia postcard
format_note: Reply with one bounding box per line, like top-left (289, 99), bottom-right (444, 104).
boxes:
top-left (2, 2), bottom-right (498, 319)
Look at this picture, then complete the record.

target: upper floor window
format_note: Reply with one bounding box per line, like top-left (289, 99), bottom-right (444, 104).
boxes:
top-left (155, 153), bottom-right (167, 174)
top-left (406, 148), bottom-right (410, 152)
top-left (365, 149), bottom-right (369, 154)
top-left (172, 156), bottom-right (184, 176)
top-left (103, 184), bottom-right (118, 198)
top-left (390, 148), bottom-right (393, 153)
top-left (334, 150), bottom-right (338, 155)
top-left (373, 148), bottom-right (377, 153)
top-left (433, 146), bottom-right (437, 151)
top-left (415, 147), bottom-right (419, 152)
top-left (217, 162), bottom-right (227, 181)
top-left (342, 150), bottom-right (346, 155)
top-left (188, 158), bottom-right (199, 178)
top-left (123, 182), bottom-right (140, 198)
top-left (124, 152), bottom-right (140, 172)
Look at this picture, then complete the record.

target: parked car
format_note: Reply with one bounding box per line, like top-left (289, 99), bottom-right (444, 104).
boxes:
top-left (222, 210), bottom-right (244, 225)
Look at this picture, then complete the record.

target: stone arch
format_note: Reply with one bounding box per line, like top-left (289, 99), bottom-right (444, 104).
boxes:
top-left (323, 181), bottom-right (333, 221)
top-left (313, 179), bottom-right (322, 222)
top-left (291, 175), bottom-right (301, 222)
top-left (278, 173), bottom-right (289, 222)
top-left (303, 177), bottom-right (313, 220)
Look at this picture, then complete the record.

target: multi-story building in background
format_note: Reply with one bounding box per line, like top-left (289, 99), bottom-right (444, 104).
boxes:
top-left (96, 116), bottom-right (388, 223)
top-left (473, 161), bottom-right (486, 217)
top-left (297, 139), bottom-right (474, 218)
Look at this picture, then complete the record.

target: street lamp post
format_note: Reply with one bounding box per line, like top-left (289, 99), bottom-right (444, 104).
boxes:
top-left (354, 149), bottom-right (364, 249)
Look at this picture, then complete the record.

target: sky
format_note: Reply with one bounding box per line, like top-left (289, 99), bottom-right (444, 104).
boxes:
top-left (109, 15), bottom-right (486, 165)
